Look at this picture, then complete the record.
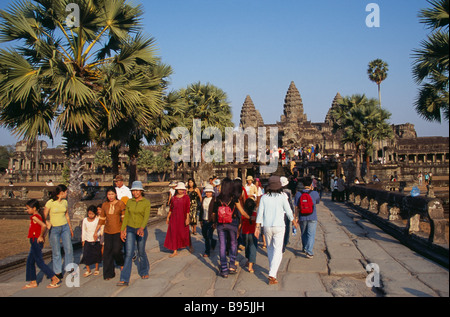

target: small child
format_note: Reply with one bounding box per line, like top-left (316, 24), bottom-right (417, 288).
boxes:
top-left (199, 184), bottom-right (216, 257)
top-left (23, 199), bottom-right (60, 289)
top-left (96, 204), bottom-right (105, 255)
top-left (241, 198), bottom-right (258, 273)
top-left (80, 205), bottom-right (102, 277)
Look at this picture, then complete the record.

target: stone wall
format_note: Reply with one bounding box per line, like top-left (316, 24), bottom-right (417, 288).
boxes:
top-left (347, 184), bottom-right (448, 267)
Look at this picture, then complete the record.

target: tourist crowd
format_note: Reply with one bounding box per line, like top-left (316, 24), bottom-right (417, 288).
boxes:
top-left (21, 173), bottom-right (322, 289)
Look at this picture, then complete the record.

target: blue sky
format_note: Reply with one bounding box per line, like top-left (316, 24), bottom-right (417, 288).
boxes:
top-left (0, 0), bottom-right (448, 147)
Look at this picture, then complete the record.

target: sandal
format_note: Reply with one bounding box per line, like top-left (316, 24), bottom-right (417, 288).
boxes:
top-left (47, 282), bottom-right (61, 289)
top-left (116, 281), bottom-right (129, 286)
top-left (141, 275), bottom-right (149, 279)
top-left (268, 276), bottom-right (278, 285)
top-left (93, 271), bottom-right (100, 276)
top-left (83, 271), bottom-right (92, 277)
top-left (219, 272), bottom-right (228, 278)
top-left (22, 283), bottom-right (38, 289)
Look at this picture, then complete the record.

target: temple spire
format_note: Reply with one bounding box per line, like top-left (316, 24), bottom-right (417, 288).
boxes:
top-left (239, 95), bottom-right (264, 129)
top-left (281, 81), bottom-right (307, 123)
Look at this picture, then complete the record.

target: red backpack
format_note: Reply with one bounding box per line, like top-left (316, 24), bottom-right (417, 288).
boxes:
top-left (218, 202), bottom-right (235, 224)
top-left (299, 192), bottom-right (314, 216)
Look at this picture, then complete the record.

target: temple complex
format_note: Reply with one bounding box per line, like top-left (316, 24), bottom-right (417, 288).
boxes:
top-left (239, 81), bottom-right (449, 169)
top-left (3, 81), bottom-right (449, 185)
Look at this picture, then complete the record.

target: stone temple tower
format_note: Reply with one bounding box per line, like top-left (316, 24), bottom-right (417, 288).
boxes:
top-left (239, 95), bottom-right (264, 129)
top-left (324, 92), bottom-right (343, 126)
top-left (280, 81), bottom-right (307, 125)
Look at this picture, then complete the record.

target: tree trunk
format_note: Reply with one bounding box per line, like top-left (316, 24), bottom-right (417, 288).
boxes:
top-left (67, 149), bottom-right (84, 216)
top-left (111, 145), bottom-right (120, 177)
top-left (63, 132), bottom-right (88, 217)
top-left (365, 151), bottom-right (371, 180)
top-left (127, 136), bottom-right (141, 187)
top-left (355, 146), bottom-right (361, 180)
top-left (378, 84), bottom-right (382, 107)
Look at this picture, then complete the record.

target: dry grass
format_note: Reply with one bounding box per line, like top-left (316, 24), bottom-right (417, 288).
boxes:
top-left (0, 219), bottom-right (50, 260)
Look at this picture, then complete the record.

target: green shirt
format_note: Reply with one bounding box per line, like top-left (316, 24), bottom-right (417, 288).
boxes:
top-left (121, 197), bottom-right (151, 230)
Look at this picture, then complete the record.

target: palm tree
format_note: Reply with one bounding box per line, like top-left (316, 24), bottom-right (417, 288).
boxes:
top-left (0, 0), bottom-right (162, 209)
top-left (368, 59), bottom-right (389, 107)
top-left (332, 94), bottom-right (393, 180)
top-left (95, 57), bottom-right (173, 184)
top-left (179, 82), bottom-right (234, 164)
top-left (412, 0), bottom-right (449, 123)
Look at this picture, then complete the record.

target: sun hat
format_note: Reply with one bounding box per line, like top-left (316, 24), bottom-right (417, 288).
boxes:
top-left (246, 175), bottom-right (254, 181)
top-left (169, 181), bottom-right (177, 187)
top-left (175, 182), bottom-right (187, 190)
top-left (203, 184), bottom-right (214, 193)
top-left (267, 176), bottom-right (282, 191)
top-left (130, 181), bottom-right (145, 191)
top-left (213, 179), bottom-right (221, 186)
top-left (280, 176), bottom-right (289, 187)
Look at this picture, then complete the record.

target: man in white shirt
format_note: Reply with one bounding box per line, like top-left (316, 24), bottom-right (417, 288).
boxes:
top-left (114, 175), bottom-right (132, 203)
top-left (244, 176), bottom-right (258, 200)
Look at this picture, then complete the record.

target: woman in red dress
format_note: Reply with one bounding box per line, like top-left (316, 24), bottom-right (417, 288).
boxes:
top-left (164, 182), bottom-right (192, 257)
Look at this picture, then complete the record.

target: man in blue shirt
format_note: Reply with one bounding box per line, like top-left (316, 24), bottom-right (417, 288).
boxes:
top-left (294, 177), bottom-right (320, 258)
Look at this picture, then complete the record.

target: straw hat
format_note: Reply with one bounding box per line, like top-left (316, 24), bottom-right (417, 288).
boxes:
top-left (175, 182), bottom-right (187, 190)
top-left (130, 181), bottom-right (145, 191)
top-left (246, 175), bottom-right (254, 181)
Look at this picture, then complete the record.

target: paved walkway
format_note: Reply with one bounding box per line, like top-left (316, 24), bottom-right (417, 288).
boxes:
top-left (0, 195), bottom-right (448, 298)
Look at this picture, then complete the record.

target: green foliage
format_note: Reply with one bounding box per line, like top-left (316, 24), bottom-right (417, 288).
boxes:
top-left (179, 82), bottom-right (234, 136)
top-left (0, 145), bottom-right (14, 171)
top-left (412, 0), bottom-right (449, 122)
top-left (93, 149), bottom-right (112, 168)
top-left (137, 146), bottom-right (173, 175)
top-left (331, 94), bottom-right (393, 178)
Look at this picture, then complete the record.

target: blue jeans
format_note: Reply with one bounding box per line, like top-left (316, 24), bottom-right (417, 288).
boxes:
top-left (120, 227), bottom-right (149, 282)
top-left (26, 239), bottom-right (55, 282)
top-left (299, 220), bottom-right (317, 255)
top-left (217, 222), bottom-right (238, 274)
top-left (49, 223), bottom-right (73, 274)
top-left (201, 220), bottom-right (216, 256)
top-left (242, 233), bottom-right (258, 263)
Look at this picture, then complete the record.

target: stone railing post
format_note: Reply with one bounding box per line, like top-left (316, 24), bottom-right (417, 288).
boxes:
top-left (427, 199), bottom-right (447, 244)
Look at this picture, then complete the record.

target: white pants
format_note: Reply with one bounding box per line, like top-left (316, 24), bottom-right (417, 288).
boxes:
top-left (264, 226), bottom-right (286, 278)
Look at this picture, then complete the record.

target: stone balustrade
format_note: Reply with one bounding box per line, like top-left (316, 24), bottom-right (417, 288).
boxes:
top-left (348, 185), bottom-right (447, 245)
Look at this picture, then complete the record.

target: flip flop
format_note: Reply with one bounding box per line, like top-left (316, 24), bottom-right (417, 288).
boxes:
top-left (83, 271), bottom-right (92, 277)
top-left (22, 283), bottom-right (38, 289)
top-left (93, 271), bottom-right (100, 276)
top-left (116, 281), bottom-right (128, 286)
top-left (47, 282), bottom-right (61, 289)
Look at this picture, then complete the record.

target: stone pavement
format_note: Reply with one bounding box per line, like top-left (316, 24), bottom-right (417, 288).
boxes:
top-left (0, 195), bottom-right (448, 298)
